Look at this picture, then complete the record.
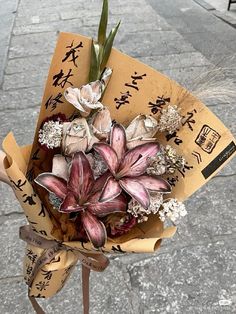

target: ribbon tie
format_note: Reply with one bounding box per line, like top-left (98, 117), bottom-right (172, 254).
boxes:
top-left (20, 225), bottom-right (109, 314)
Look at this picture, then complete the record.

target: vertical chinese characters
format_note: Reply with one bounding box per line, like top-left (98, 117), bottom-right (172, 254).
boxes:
top-left (114, 72), bottom-right (147, 109)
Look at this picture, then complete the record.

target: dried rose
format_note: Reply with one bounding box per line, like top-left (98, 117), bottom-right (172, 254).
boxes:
top-left (93, 124), bottom-right (171, 209)
top-left (35, 152), bottom-right (127, 248)
top-left (62, 118), bottom-right (99, 156)
top-left (91, 107), bottom-right (112, 140)
top-left (125, 115), bottom-right (159, 149)
top-left (105, 213), bottom-right (137, 237)
top-left (64, 81), bottom-right (103, 117)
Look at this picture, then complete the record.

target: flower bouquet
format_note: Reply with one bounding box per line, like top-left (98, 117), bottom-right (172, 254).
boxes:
top-left (0, 1), bottom-right (235, 313)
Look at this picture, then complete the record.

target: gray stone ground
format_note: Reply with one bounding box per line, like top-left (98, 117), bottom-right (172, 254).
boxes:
top-left (0, 0), bottom-right (236, 313)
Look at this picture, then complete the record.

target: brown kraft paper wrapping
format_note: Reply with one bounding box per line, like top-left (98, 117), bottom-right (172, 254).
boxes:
top-left (1, 32), bottom-right (236, 298)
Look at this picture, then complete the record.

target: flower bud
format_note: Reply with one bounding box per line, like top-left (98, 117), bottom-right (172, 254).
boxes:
top-left (91, 107), bottom-right (112, 140)
top-left (125, 115), bottom-right (158, 149)
top-left (64, 81), bottom-right (103, 117)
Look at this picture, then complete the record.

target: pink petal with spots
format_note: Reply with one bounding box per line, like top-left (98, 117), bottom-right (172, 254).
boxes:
top-left (68, 152), bottom-right (94, 200)
top-left (138, 175), bottom-right (171, 193)
top-left (99, 177), bottom-right (122, 202)
top-left (118, 142), bottom-right (160, 177)
top-left (88, 193), bottom-right (127, 217)
top-left (111, 124), bottom-right (126, 161)
top-left (59, 192), bottom-right (83, 213)
top-left (35, 173), bottom-right (67, 200)
top-left (93, 143), bottom-right (119, 175)
top-left (119, 177), bottom-right (150, 209)
top-left (81, 211), bottom-right (107, 248)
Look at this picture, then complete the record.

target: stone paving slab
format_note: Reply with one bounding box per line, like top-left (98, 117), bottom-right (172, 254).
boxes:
top-left (8, 32), bottom-right (58, 59)
top-left (0, 107), bottom-right (39, 145)
top-left (0, 87), bottom-right (43, 111)
top-left (0, 0), bottom-right (18, 86)
top-left (148, 0), bottom-right (236, 63)
top-left (0, 237), bottom-right (235, 313)
top-left (139, 52), bottom-right (211, 71)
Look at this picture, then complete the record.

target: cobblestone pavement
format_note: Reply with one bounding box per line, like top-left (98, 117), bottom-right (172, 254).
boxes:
top-left (0, 0), bottom-right (235, 313)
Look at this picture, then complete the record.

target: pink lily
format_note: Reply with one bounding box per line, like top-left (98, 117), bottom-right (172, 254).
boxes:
top-left (93, 124), bottom-right (171, 209)
top-left (35, 152), bottom-right (127, 248)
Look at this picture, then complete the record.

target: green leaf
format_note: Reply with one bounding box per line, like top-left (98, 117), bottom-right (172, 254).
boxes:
top-left (98, 0), bottom-right (108, 46)
top-left (101, 20), bottom-right (121, 70)
top-left (89, 40), bottom-right (100, 82)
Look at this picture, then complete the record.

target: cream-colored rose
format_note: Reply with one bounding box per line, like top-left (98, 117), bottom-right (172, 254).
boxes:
top-left (52, 154), bottom-right (70, 180)
top-left (91, 107), bottom-right (112, 140)
top-left (126, 115), bottom-right (159, 149)
top-left (62, 118), bottom-right (99, 156)
top-left (64, 81), bottom-right (103, 117)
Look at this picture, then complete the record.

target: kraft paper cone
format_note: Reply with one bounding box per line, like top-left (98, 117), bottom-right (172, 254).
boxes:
top-left (1, 31), bottom-right (235, 298)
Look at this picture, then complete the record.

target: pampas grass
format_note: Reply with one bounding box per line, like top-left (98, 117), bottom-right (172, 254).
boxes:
top-left (186, 56), bottom-right (236, 105)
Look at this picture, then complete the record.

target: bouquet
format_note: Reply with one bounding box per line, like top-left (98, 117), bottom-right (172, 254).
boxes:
top-left (0, 1), bottom-right (235, 313)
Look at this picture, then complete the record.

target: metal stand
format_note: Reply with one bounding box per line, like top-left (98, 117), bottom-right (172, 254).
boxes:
top-left (228, 0), bottom-right (236, 10)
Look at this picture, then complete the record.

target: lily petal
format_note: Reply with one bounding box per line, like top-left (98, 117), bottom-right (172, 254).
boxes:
top-left (126, 138), bottom-right (157, 150)
top-left (88, 194), bottom-right (127, 217)
top-left (118, 142), bottom-right (160, 177)
top-left (93, 143), bottom-right (119, 175)
top-left (111, 124), bottom-right (126, 161)
top-left (68, 152), bottom-right (94, 200)
top-left (35, 173), bottom-right (67, 200)
top-left (119, 177), bottom-right (150, 209)
top-left (137, 175), bottom-right (171, 193)
top-left (81, 211), bottom-right (107, 248)
top-left (91, 170), bottom-right (111, 194)
top-left (64, 87), bottom-right (86, 113)
top-left (100, 176), bottom-right (122, 202)
top-left (59, 192), bottom-right (83, 213)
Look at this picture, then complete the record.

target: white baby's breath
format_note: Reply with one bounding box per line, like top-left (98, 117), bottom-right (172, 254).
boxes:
top-left (159, 198), bottom-right (187, 223)
top-left (38, 121), bottom-right (63, 149)
top-left (128, 193), bottom-right (163, 223)
top-left (158, 105), bottom-right (182, 134)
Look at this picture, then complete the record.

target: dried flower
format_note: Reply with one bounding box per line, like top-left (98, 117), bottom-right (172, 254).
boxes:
top-left (35, 152), bottom-right (127, 248)
top-left (94, 124), bottom-right (171, 209)
top-left (104, 213), bottom-right (136, 237)
top-left (159, 198), bottom-right (187, 223)
top-left (147, 145), bottom-right (185, 175)
top-left (62, 118), bottom-right (99, 156)
top-left (164, 145), bottom-right (185, 173)
top-left (64, 81), bottom-right (103, 117)
top-left (125, 115), bottom-right (159, 149)
top-left (158, 105), bottom-right (182, 134)
top-left (128, 192), bottom-right (163, 223)
top-left (87, 152), bottom-right (108, 178)
top-left (38, 113), bottom-right (67, 150)
top-left (38, 120), bottom-right (63, 149)
top-left (147, 149), bottom-right (166, 176)
top-left (91, 107), bottom-right (112, 140)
